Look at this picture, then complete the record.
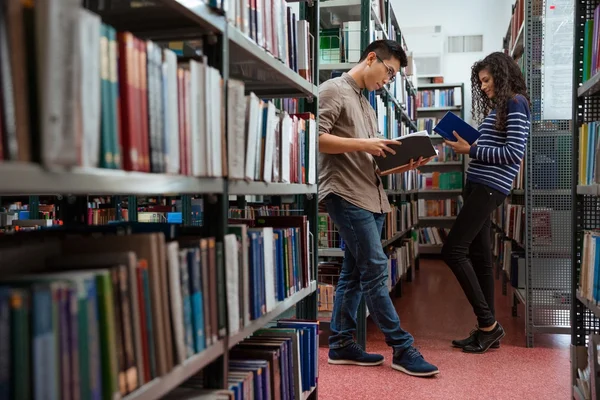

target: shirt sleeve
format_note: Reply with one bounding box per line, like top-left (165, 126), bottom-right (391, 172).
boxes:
top-left (469, 95), bottom-right (530, 165)
top-left (318, 81), bottom-right (342, 136)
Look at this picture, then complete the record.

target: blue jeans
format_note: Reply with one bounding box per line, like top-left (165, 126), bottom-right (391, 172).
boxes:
top-left (323, 194), bottom-right (414, 352)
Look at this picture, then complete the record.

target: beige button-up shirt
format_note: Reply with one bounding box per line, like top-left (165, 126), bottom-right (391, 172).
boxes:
top-left (318, 73), bottom-right (391, 214)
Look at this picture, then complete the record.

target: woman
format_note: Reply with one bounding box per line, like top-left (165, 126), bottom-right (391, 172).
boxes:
top-left (442, 51), bottom-right (531, 354)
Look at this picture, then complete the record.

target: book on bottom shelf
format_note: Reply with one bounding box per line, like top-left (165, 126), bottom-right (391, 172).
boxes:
top-left (0, 215), bottom-right (312, 400)
top-left (163, 319), bottom-right (319, 400)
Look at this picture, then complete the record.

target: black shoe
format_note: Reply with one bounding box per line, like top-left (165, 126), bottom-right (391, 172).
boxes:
top-left (452, 326), bottom-right (500, 349)
top-left (462, 323), bottom-right (505, 354)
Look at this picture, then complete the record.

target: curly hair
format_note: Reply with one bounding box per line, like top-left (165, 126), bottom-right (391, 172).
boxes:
top-left (471, 52), bottom-right (530, 132)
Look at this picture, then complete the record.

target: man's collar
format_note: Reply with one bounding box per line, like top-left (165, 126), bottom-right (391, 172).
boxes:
top-left (342, 72), bottom-right (361, 94)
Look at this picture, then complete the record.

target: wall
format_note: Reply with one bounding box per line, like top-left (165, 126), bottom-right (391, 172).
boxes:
top-left (391, 0), bottom-right (515, 123)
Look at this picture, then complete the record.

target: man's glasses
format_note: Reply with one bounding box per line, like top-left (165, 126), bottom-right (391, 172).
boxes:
top-left (376, 55), bottom-right (397, 83)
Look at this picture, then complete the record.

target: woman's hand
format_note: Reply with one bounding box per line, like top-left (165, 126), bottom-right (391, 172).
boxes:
top-left (444, 131), bottom-right (471, 154)
top-left (362, 138), bottom-right (402, 157)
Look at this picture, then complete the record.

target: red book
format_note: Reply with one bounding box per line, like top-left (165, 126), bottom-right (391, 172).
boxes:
top-left (117, 32), bottom-right (141, 171)
top-left (137, 38), bottom-right (150, 172)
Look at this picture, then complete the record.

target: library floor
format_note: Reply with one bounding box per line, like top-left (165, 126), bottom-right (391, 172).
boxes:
top-left (317, 259), bottom-right (571, 400)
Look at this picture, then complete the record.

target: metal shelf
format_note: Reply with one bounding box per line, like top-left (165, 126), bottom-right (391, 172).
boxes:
top-left (577, 70), bottom-right (600, 98)
top-left (417, 106), bottom-right (462, 112)
top-left (0, 163), bottom-right (225, 195)
top-left (88, 0), bottom-right (226, 39)
top-left (228, 27), bottom-right (318, 98)
top-left (228, 281), bottom-right (317, 349)
top-left (228, 181), bottom-right (317, 195)
top-left (123, 341), bottom-right (225, 400)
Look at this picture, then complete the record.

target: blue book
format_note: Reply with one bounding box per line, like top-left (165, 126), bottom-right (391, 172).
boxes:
top-left (433, 111), bottom-right (481, 144)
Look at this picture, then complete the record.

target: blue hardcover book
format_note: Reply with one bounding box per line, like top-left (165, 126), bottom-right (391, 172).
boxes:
top-left (186, 248), bottom-right (206, 353)
top-left (433, 111), bottom-right (481, 144)
top-left (178, 250), bottom-right (195, 358)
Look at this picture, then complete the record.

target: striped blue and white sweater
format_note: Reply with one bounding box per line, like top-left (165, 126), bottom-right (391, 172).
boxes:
top-left (467, 94), bottom-right (531, 195)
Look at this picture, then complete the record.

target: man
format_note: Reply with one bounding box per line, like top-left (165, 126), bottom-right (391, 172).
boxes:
top-left (318, 40), bottom-right (439, 377)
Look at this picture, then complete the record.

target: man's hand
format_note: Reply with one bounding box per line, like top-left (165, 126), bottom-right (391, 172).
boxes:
top-left (362, 138), bottom-right (402, 158)
top-left (415, 156), bottom-right (435, 167)
top-left (444, 131), bottom-right (471, 154)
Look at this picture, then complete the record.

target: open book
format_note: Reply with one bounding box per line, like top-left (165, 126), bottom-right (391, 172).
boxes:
top-left (433, 111), bottom-right (481, 144)
top-left (373, 131), bottom-right (437, 176)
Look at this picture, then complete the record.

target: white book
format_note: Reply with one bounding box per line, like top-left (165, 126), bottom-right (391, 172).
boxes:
top-left (227, 79), bottom-right (247, 179)
top-left (167, 242), bottom-right (186, 365)
top-left (343, 21), bottom-right (361, 63)
top-left (262, 102), bottom-right (277, 182)
top-left (308, 118), bottom-right (317, 185)
top-left (254, 101), bottom-right (265, 180)
top-left (189, 60), bottom-right (201, 176)
top-left (224, 234), bottom-right (240, 335)
top-left (261, 228), bottom-right (276, 312)
top-left (37, 0), bottom-right (80, 167)
top-left (280, 113), bottom-right (292, 183)
top-left (212, 68), bottom-right (223, 177)
top-left (163, 49), bottom-right (180, 174)
top-left (244, 93), bottom-right (260, 180)
top-left (75, 8), bottom-right (101, 168)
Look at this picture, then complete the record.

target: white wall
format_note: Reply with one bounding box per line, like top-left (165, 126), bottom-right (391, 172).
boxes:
top-left (391, 0), bottom-right (515, 123)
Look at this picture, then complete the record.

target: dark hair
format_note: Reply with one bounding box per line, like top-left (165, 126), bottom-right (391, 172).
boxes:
top-left (359, 39), bottom-right (408, 68)
top-left (471, 51), bottom-right (530, 131)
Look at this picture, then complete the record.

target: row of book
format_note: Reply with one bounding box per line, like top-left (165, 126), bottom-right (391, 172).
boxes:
top-left (578, 121), bottom-right (600, 186)
top-left (228, 86), bottom-right (317, 184)
top-left (0, 214), bottom-right (313, 400)
top-left (500, 240), bottom-right (525, 290)
top-left (228, 204), bottom-right (299, 220)
top-left (417, 172), bottom-right (463, 191)
top-left (226, 0), bottom-right (313, 83)
top-left (165, 321), bottom-right (319, 400)
top-left (387, 239), bottom-right (416, 291)
top-left (418, 227), bottom-right (449, 246)
top-left (507, 0), bottom-right (525, 53)
top-left (430, 143), bottom-right (462, 163)
top-left (382, 169), bottom-right (419, 193)
top-left (384, 200), bottom-right (417, 239)
top-left (0, 1), bottom-right (318, 183)
top-left (416, 117), bottom-right (440, 136)
top-left (582, 4), bottom-right (600, 83)
top-left (416, 88), bottom-right (462, 109)
top-left (417, 196), bottom-right (464, 218)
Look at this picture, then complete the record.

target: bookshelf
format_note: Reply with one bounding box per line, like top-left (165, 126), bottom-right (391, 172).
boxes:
top-left (414, 82), bottom-right (465, 255)
top-left (571, 0), bottom-right (600, 397)
top-left (497, 0), bottom-right (573, 349)
top-left (315, 0), bottom-right (420, 350)
top-left (0, 1), bottom-right (320, 399)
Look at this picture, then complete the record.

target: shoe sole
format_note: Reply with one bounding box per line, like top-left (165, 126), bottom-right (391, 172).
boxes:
top-left (462, 331), bottom-right (506, 354)
top-left (391, 363), bottom-right (440, 377)
top-left (328, 358), bottom-right (384, 366)
top-left (452, 342), bottom-right (500, 349)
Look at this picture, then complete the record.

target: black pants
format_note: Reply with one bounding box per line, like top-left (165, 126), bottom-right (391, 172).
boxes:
top-left (441, 180), bottom-right (507, 328)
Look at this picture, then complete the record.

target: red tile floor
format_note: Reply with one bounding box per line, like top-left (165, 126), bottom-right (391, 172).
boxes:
top-left (317, 259), bottom-right (571, 400)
